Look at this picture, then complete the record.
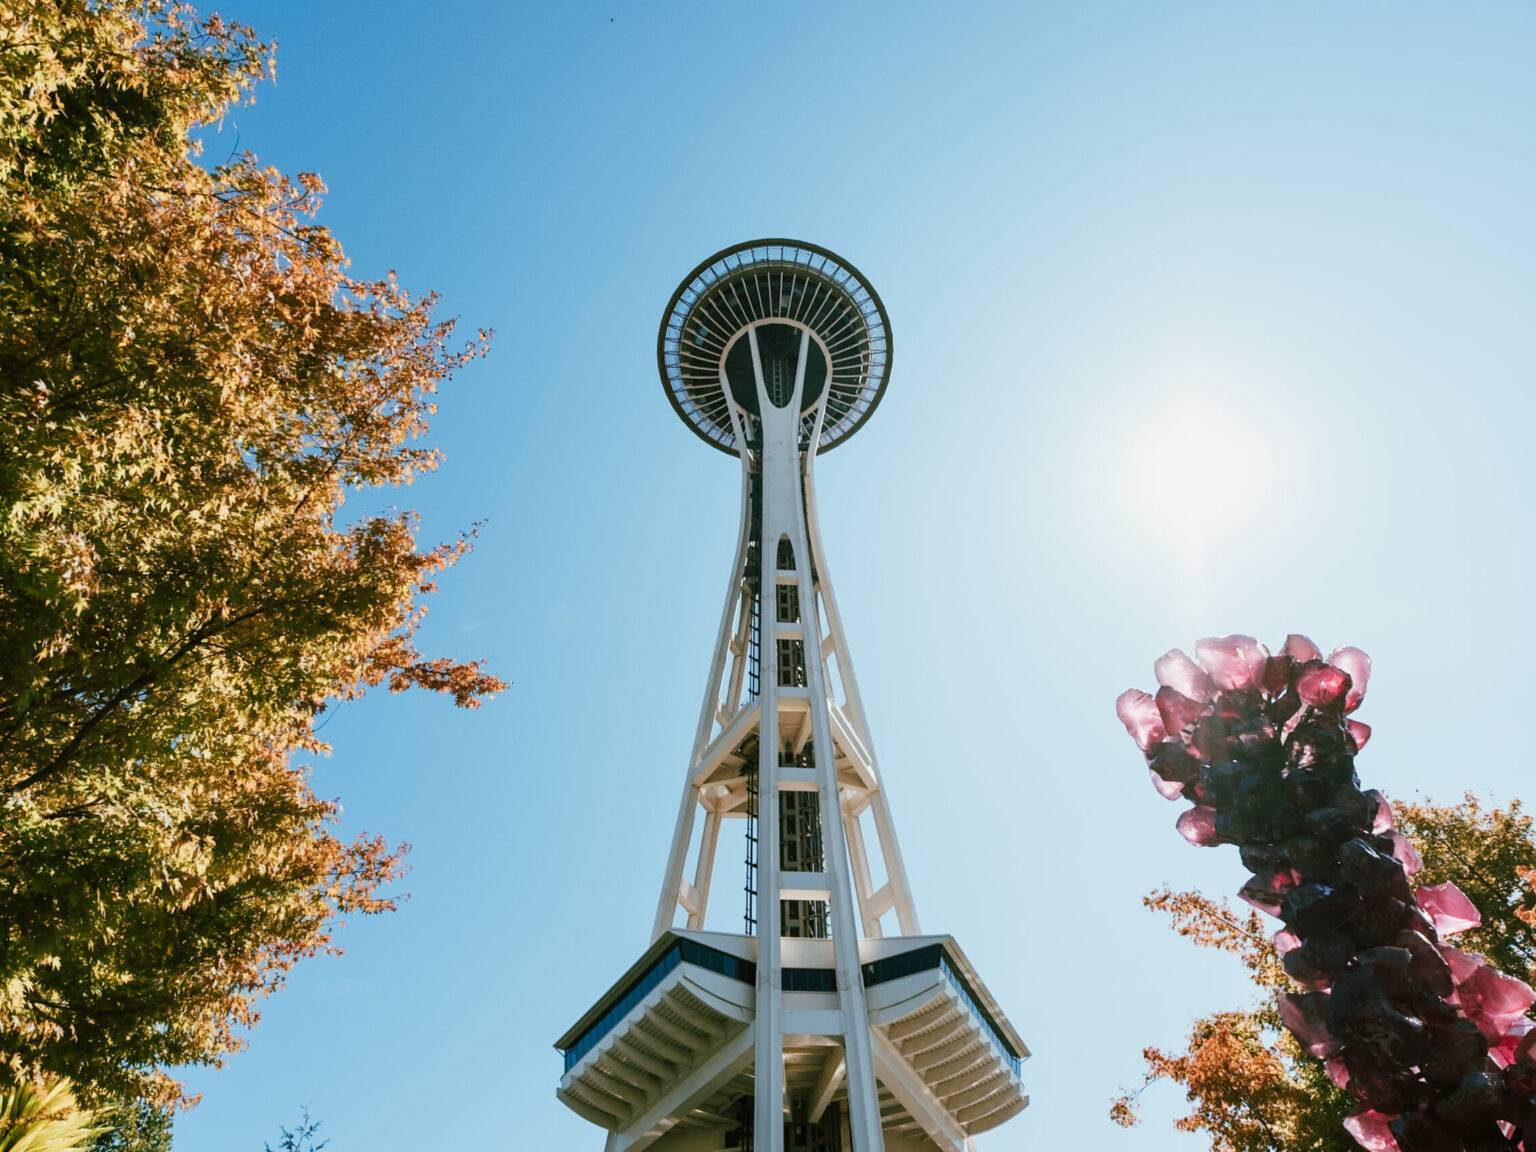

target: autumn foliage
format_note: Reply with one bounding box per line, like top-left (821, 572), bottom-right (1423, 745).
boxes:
top-left (0, 0), bottom-right (501, 1118)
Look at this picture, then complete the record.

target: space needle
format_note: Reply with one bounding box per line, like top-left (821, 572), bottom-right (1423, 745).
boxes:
top-left (554, 240), bottom-right (1030, 1151)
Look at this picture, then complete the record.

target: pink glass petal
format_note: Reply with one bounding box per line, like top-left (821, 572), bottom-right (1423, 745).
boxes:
top-left (1343, 1111), bottom-right (1400, 1152)
top-left (1490, 1017), bottom-right (1535, 1069)
top-left (1175, 804), bottom-right (1222, 847)
top-left (1154, 648), bottom-right (1214, 702)
top-left (1116, 688), bottom-right (1167, 752)
top-left (1148, 765), bottom-right (1184, 801)
top-left (1277, 991), bottom-right (1339, 1057)
top-left (1326, 1057), bottom-right (1351, 1091)
top-left (1438, 945), bottom-right (1484, 987)
top-left (1194, 634), bottom-right (1271, 692)
top-left (1459, 965), bottom-right (1536, 1040)
top-left (1274, 928), bottom-right (1302, 955)
top-left (1348, 719), bottom-right (1372, 751)
top-left (1364, 789), bottom-right (1393, 834)
top-left (1282, 634), bottom-right (1323, 663)
top-left (1155, 685), bottom-right (1206, 737)
top-left (1386, 831), bottom-right (1423, 876)
top-left (1296, 662), bottom-right (1351, 708)
top-left (1416, 882), bottom-right (1482, 937)
top-left (1328, 646), bottom-right (1372, 713)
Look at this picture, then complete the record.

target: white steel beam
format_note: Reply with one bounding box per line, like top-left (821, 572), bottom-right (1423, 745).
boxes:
top-left (611, 1025), bottom-right (756, 1152)
top-left (842, 804), bottom-right (880, 937)
top-left (610, 1037), bottom-right (673, 1080)
top-left (967, 1093), bottom-right (1029, 1133)
top-left (559, 1085), bottom-right (626, 1129)
top-left (597, 1053), bottom-right (661, 1097)
top-left (686, 805), bottom-right (722, 929)
top-left (889, 1005), bottom-right (961, 1046)
top-left (660, 990), bottom-right (725, 1038)
top-left (808, 1045), bottom-right (847, 1124)
top-left (744, 326), bottom-right (787, 1152)
top-left (585, 1064), bottom-right (648, 1109)
top-left (787, 345), bottom-right (885, 1152)
top-left (870, 1030), bottom-right (970, 1152)
top-left (644, 1011), bottom-right (711, 1053)
top-left (804, 468), bottom-right (922, 936)
top-left (652, 456), bottom-right (754, 943)
top-left (911, 1030), bottom-right (982, 1072)
top-left (945, 1075), bottom-right (1009, 1112)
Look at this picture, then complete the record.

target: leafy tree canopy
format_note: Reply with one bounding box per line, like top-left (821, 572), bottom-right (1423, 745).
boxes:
top-left (0, 0), bottom-right (501, 1117)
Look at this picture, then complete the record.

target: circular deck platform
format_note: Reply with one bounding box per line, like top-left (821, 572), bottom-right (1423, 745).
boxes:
top-left (658, 240), bottom-right (892, 455)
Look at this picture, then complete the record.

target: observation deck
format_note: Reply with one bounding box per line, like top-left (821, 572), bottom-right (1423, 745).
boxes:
top-left (555, 932), bottom-right (1028, 1150)
top-left (657, 240), bottom-right (892, 456)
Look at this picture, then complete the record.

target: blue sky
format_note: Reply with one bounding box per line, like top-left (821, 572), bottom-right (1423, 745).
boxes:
top-left (174, 3), bottom-right (1536, 1149)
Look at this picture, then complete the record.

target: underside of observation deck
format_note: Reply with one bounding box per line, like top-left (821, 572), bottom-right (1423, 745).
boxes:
top-left (555, 933), bottom-right (1029, 1152)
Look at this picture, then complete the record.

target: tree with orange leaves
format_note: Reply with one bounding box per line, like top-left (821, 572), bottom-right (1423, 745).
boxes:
top-left (0, 0), bottom-right (503, 1137)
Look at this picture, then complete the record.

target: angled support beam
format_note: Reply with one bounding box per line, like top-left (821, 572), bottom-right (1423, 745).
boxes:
top-left (644, 1011), bottom-right (711, 1052)
top-left (871, 1029), bottom-right (970, 1152)
top-left (867, 882), bottom-right (895, 919)
top-left (889, 1005), bottom-right (960, 1045)
top-left (808, 1044), bottom-right (846, 1124)
top-left (911, 1029), bottom-right (981, 1072)
top-left (677, 879), bottom-right (699, 917)
top-left (559, 1084), bottom-right (627, 1128)
top-left (900, 1014), bottom-right (971, 1059)
top-left (690, 701), bottom-right (762, 787)
top-left (841, 806), bottom-right (879, 938)
top-left (661, 989), bottom-right (725, 1037)
top-left (585, 1064), bottom-right (647, 1109)
top-left (967, 1093), bottom-right (1030, 1133)
top-left (596, 1053), bottom-right (661, 1097)
top-left (686, 804), bottom-right (722, 929)
top-left (630, 1023), bottom-right (691, 1065)
top-left (945, 1074), bottom-right (1009, 1112)
top-left (931, 1050), bottom-right (995, 1096)
top-left (611, 1025), bottom-right (756, 1152)
top-left (653, 466), bottom-right (754, 943)
top-left (610, 1037), bottom-right (672, 1080)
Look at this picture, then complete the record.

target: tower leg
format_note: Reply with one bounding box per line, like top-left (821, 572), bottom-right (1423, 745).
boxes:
top-left (755, 606), bottom-right (785, 1152)
top-left (652, 462), bottom-right (754, 942)
top-left (796, 512), bottom-right (884, 1150)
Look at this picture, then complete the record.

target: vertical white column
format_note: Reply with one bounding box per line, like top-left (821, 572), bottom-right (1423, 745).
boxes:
top-left (749, 327), bottom-right (787, 1152)
top-left (754, 327), bottom-right (885, 1151)
top-left (794, 429), bottom-right (885, 1152)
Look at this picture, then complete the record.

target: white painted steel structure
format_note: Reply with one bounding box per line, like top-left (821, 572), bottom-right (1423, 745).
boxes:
top-left (555, 241), bottom-right (1028, 1152)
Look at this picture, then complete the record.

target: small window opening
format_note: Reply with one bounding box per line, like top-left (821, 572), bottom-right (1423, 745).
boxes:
top-left (777, 638), bottom-right (806, 688)
top-left (777, 583), bottom-right (801, 623)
